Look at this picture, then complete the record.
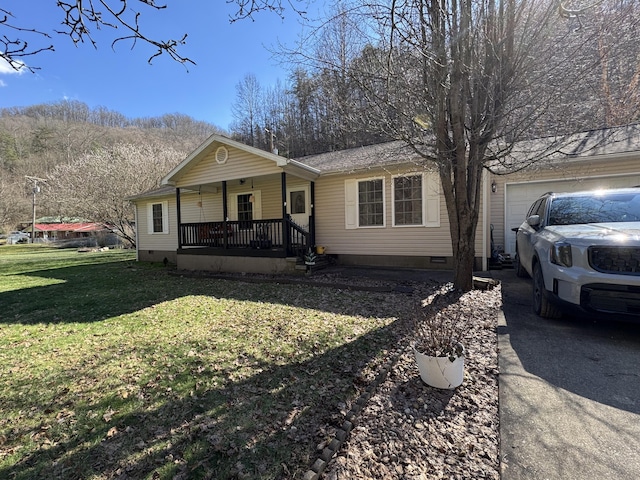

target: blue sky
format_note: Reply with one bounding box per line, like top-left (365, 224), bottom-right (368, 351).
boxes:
top-left (0, 1), bottom-right (313, 130)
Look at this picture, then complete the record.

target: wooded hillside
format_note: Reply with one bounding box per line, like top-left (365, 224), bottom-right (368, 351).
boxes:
top-left (0, 100), bottom-right (219, 235)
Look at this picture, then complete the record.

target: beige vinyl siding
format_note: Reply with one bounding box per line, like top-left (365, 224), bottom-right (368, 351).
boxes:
top-left (224, 175), bottom-right (286, 220)
top-left (489, 178), bottom-right (505, 254)
top-left (135, 195), bottom-right (179, 251)
top-left (176, 144), bottom-right (282, 187)
top-left (179, 192), bottom-right (223, 223)
top-left (489, 155), bottom-right (640, 254)
top-left (314, 168), bottom-right (486, 257)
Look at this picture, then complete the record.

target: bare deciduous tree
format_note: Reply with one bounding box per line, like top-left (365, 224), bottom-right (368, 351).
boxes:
top-left (231, 74), bottom-right (263, 147)
top-left (594, 1), bottom-right (640, 125)
top-left (310, 0), bottom-right (613, 291)
top-left (0, 176), bottom-right (28, 227)
top-left (45, 143), bottom-right (183, 245)
top-left (0, 102), bottom-right (214, 232)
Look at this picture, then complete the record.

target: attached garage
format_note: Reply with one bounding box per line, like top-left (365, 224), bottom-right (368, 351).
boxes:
top-left (503, 173), bottom-right (640, 255)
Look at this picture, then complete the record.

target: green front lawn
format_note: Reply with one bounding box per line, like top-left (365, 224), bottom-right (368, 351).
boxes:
top-left (0, 245), bottom-right (408, 479)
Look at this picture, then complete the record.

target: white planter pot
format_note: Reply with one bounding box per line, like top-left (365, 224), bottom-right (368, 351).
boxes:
top-left (413, 347), bottom-right (464, 389)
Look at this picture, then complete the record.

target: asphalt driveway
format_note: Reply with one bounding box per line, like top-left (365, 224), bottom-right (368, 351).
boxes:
top-left (494, 269), bottom-right (640, 480)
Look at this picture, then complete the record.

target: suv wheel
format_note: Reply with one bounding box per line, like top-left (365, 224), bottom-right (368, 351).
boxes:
top-left (532, 262), bottom-right (562, 319)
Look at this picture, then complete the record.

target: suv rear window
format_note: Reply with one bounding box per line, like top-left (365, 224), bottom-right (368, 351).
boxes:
top-left (548, 192), bottom-right (640, 225)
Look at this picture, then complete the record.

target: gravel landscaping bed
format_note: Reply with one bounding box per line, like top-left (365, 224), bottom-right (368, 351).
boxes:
top-left (318, 280), bottom-right (502, 480)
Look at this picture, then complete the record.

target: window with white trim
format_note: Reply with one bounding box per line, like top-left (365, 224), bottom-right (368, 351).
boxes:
top-left (345, 174), bottom-right (440, 229)
top-left (345, 178), bottom-right (386, 229)
top-left (359, 178), bottom-right (385, 227)
top-left (393, 174), bottom-right (423, 226)
top-left (237, 193), bottom-right (253, 229)
top-left (147, 201), bottom-right (169, 234)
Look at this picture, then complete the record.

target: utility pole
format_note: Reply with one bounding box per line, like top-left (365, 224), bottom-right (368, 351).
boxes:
top-left (265, 127), bottom-right (277, 155)
top-left (25, 176), bottom-right (46, 244)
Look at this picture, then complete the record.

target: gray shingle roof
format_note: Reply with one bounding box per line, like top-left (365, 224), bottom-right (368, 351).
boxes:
top-left (296, 124), bottom-right (640, 175)
top-left (494, 123), bottom-right (640, 172)
top-left (127, 185), bottom-right (175, 201)
top-left (295, 141), bottom-right (428, 174)
top-left (552, 123), bottom-right (640, 157)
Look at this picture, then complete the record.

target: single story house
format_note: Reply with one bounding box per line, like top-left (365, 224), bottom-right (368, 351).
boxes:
top-left (129, 125), bottom-right (640, 274)
top-left (24, 221), bottom-right (111, 241)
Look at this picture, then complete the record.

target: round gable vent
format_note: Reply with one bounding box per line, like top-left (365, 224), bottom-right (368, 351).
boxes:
top-left (215, 146), bottom-right (228, 164)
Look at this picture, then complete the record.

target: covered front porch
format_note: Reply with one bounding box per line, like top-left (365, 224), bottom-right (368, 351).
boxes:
top-left (174, 172), bottom-right (317, 262)
top-left (178, 217), bottom-right (312, 258)
top-left (157, 135), bottom-right (322, 272)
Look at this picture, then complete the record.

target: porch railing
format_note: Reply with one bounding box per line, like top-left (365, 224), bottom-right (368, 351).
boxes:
top-left (286, 217), bottom-right (311, 257)
top-left (179, 217), bottom-right (311, 256)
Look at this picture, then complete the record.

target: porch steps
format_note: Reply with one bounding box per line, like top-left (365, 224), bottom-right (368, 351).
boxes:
top-left (489, 252), bottom-right (514, 270)
top-left (293, 254), bottom-right (331, 273)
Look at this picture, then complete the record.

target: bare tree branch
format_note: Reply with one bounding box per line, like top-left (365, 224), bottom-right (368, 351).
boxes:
top-left (54, 0), bottom-right (195, 67)
top-left (0, 1), bottom-right (194, 69)
top-left (0, 8), bottom-right (54, 72)
top-left (1, 1), bottom-right (311, 70)
top-left (558, 0), bottom-right (606, 29)
top-left (228, 0), bottom-right (308, 22)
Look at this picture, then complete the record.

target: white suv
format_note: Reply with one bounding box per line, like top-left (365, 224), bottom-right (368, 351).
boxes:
top-left (6, 231), bottom-right (29, 244)
top-left (515, 187), bottom-right (640, 319)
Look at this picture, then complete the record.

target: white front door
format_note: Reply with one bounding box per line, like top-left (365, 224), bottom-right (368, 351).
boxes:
top-left (287, 186), bottom-right (310, 229)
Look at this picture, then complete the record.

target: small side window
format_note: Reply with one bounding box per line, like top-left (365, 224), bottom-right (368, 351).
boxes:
top-left (533, 198), bottom-right (548, 223)
top-left (527, 199), bottom-right (542, 218)
top-left (152, 204), bottom-right (164, 233)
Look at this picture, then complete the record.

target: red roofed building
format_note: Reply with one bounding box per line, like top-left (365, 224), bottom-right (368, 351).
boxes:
top-left (29, 222), bottom-right (110, 241)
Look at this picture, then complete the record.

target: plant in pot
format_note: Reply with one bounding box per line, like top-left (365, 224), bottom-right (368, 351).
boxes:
top-left (413, 285), bottom-right (471, 389)
top-left (304, 248), bottom-right (317, 265)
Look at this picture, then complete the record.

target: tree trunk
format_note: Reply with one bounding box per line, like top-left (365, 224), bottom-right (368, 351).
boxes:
top-left (439, 154), bottom-right (483, 292)
top-left (452, 231), bottom-right (476, 291)
top-left (445, 197), bottom-right (479, 292)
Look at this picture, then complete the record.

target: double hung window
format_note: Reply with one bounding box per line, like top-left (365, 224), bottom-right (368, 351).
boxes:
top-left (237, 194), bottom-right (253, 229)
top-left (393, 175), bottom-right (423, 226)
top-left (345, 173), bottom-right (440, 229)
top-left (148, 201), bottom-right (169, 234)
top-left (358, 179), bottom-right (385, 227)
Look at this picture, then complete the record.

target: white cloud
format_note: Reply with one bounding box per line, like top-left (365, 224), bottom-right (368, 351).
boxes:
top-left (0, 56), bottom-right (27, 75)
top-left (0, 79), bottom-right (6, 87)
